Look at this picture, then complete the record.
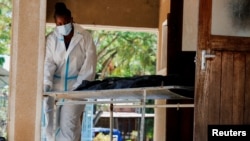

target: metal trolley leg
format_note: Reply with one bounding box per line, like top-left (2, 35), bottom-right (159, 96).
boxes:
top-left (110, 99), bottom-right (114, 141)
top-left (139, 90), bottom-right (146, 141)
top-left (53, 98), bottom-right (57, 141)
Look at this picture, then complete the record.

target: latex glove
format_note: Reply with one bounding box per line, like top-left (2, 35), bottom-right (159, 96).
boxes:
top-left (44, 85), bottom-right (51, 92)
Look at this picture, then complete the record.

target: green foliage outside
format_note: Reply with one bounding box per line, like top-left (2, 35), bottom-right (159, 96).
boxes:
top-left (0, 0), bottom-right (11, 66)
top-left (0, 0), bottom-right (11, 139)
top-left (90, 30), bottom-right (157, 79)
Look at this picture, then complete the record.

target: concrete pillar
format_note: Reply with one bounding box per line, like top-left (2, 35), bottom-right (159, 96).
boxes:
top-left (8, 0), bottom-right (46, 140)
top-left (153, 100), bottom-right (166, 141)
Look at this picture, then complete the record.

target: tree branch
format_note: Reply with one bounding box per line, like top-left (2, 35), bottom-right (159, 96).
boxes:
top-left (0, 2), bottom-right (11, 9)
top-left (97, 34), bottom-right (119, 60)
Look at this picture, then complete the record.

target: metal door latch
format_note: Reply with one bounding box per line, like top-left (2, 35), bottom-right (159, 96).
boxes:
top-left (201, 50), bottom-right (215, 70)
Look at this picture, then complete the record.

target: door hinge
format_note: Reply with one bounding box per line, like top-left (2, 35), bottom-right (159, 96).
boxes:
top-left (201, 50), bottom-right (215, 70)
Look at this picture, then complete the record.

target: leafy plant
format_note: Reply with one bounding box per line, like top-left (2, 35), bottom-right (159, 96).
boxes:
top-left (91, 30), bottom-right (157, 79)
top-left (0, 0), bottom-right (11, 67)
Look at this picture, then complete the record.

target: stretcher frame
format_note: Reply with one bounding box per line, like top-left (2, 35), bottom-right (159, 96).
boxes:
top-left (43, 85), bottom-right (194, 141)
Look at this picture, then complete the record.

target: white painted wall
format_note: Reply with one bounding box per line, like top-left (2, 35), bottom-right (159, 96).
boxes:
top-left (182, 0), bottom-right (199, 51)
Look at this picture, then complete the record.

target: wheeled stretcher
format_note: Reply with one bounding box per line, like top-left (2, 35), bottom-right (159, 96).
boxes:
top-left (43, 85), bottom-right (194, 141)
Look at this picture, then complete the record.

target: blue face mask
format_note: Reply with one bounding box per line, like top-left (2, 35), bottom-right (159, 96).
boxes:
top-left (56, 23), bottom-right (72, 36)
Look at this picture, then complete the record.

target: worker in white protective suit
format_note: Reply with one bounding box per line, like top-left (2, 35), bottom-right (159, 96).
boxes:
top-left (43, 2), bottom-right (96, 141)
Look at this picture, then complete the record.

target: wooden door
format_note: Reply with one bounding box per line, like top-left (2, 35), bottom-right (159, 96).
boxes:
top-left (194, 0), bottom-right (250, 141)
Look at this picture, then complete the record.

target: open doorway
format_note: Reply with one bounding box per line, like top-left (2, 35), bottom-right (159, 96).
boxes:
top-left (45, 22), bottom-right (158, 141)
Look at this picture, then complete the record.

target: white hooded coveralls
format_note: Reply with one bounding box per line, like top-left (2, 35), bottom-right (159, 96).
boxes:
top-left (43, 24), bottom-right (97, 141)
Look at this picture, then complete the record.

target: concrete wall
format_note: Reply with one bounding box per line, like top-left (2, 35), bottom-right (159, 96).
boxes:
top-left (46, 0), bottom-right (160, 28)
top-left (182, 0), bottom-right (199, 51)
